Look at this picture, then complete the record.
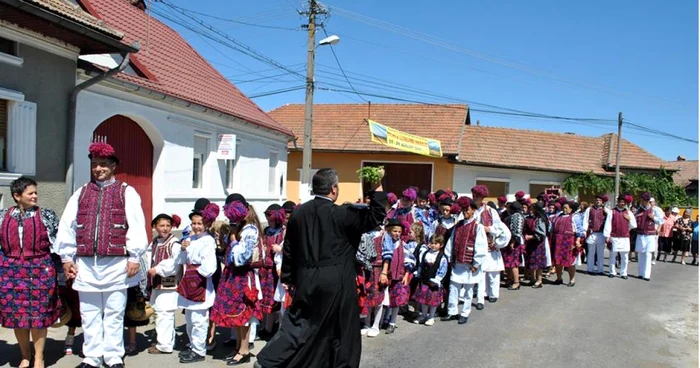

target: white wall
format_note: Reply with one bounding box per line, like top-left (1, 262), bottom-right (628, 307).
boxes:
top-left (74, 84), bottom-right (289, 227)
top-left (452, 165), bottom-right (573, 198)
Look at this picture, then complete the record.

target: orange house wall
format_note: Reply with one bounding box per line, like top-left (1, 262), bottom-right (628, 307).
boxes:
top-left (286, 151), bottom-right (454, 204)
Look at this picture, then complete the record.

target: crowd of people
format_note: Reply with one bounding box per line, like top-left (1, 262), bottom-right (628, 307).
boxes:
top-left (0, 141), bottom-right (697, 368)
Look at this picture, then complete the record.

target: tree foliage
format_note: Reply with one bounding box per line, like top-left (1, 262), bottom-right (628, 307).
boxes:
top-left (563, 169), bottom-right (695, 207)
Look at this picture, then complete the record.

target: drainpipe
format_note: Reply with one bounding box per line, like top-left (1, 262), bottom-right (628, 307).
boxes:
top-left (65, 41), bottom-right (140, 199)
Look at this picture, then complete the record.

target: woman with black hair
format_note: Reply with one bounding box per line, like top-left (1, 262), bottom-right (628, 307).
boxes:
top-left (503, 201), bottom-right (525, 289)
top-left (524, 203), bottom-right (549, 288)
top-left (550, 202), bottom-right (582, 287)
top-left (0, 176), bottom-right (61, 368)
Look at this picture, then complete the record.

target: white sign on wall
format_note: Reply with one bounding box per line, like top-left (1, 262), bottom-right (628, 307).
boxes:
top-left (217, 133), bottom-right (236, 160)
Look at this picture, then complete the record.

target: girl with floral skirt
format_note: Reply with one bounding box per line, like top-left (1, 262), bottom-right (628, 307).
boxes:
top-left (259, 204), bottom-right (286, 339)
top-left (413, 234), bottom-right (448, 326)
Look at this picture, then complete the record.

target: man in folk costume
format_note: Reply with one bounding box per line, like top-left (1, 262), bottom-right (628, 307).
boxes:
top-left (56, 141), bottom-right (147, 368)
top-left (442, 197), bottom-right (488, 325)
top-left (146, 213), bottom-right (183, 354)
top-left (583, 194), bottom-right (609, 275)
top-left (635, 192), bottom-right (662, 281)
top-left (605, 195), bottom-right (636, 279)
top-left (470, 184), bottom-right (503, 311)
top-left (256, 168), bottom-right (387, 368)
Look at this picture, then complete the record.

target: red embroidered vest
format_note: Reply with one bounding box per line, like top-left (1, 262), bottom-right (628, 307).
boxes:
top-left (76, 181), bottom-right (129, 257)
top-left (635, 207), bottom-right (656, 235)
top-left (0, 208), bottom-right (51, 259)
top-left (149, 234), bottom-right (181, 290)
top-left (262, 227), bottom-right (285, 268)
top-left (452, 220), bottom-right (477, 265)
top-left (479, 206), bottom-right (493, 226)
top-left (610, 208), bottom-right (631, 238)
top-left (588, 207), bottom-right (606, 233)
top-left (372, 235), bottom-right (384, 267)
top-left (553, 215), bottom-right (574, 236)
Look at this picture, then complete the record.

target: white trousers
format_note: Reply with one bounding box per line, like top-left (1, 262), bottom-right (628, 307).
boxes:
top-left (485, 272), bottom-right (500, 299)
top-left (638, 251), bottom-right (652, 279)
top-left (79, 289), bottom-right (127, 367)
top-left (185, 309), bottom-right (209, 356)
top-left (609, 250), bottom-right (629, 277)
top-left (155, 309), bottom-right (175, 352)
top-left (448, 281), bottom-right (475, 318)
top-left (587, 233), bottom-right (606, 273)
top-left (476, 272), bottom-right (486, 304)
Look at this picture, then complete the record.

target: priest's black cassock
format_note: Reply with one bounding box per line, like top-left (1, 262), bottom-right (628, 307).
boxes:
top-left (256, 190), bottom-right (387, 368)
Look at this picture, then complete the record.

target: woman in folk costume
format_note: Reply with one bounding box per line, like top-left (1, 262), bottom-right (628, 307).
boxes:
top-left (502, 201), bottom-right (525, 290)
top-left (524, 202), bottom-right (549, 288)
top-left (259, 204), bottom-right (286, 339)
top-left (145, 213), bottom-right (182, 354)
top-left (413, 234), bottom-right (449, 326)
top-left (383, 219), bottom-right (413, 334)
top-left (605, 195), bottom-right (636, 279)
top-left (176, 203), bottom-right (219, 364)
top-left (0, 177), bottom-right (61, 368)
top-left (550, 201), bottom-right (582, 287)
top-left (442, 197), bottom-right (488, 325)
top-left (210, 195), bottom-right (263, 366)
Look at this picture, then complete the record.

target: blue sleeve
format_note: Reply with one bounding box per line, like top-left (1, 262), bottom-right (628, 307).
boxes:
top-left (381, 232), bottom-right (394, 261)
top-left (404, 241), bottom-right (417, 272)
top-left (232, 227), bottom-right (258, 267)
top-left (430, 256), bottom-right (449, 285)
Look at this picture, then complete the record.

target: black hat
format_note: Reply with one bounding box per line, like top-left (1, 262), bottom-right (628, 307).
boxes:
top-left (151, 213), bottom-right (174, 227)
top-left (418, 189), bottom-right (430, 200)
top-left (282, 201), bottom-right (296, 213)
top-left (385, 218), bottom-right (404, 229)
top-left (439, 198), bottom-right (454, 206)
top-left (226, 193), bottom-right (248, 207)
top-left (434, 189), bottom-right (446, 199)
top-left (193, 198), bottom-right (210, 212)
top-left (265, 203), bottom-right (282, 214)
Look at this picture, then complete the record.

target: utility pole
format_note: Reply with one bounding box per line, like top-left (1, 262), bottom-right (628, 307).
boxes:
top-left (300, 0), bottom-right (325, 201)
top-left (614, 112), bottom-right (623, 202)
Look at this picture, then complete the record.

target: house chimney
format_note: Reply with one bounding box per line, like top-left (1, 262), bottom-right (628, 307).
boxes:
top-left (476, 120), bottom-right (480, 126)
top-left (677, 155), bottom-right (686, 161)
top-left (130, 0), bottom-right (147, 11)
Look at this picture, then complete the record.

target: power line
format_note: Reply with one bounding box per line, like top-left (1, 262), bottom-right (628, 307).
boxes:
top-left (623, 119), bottom-right (698, 144)
top-left (249, 85), bottom-right (306, 98)
top-left (320, 26), bottom-right (366, 102)
top-left (155, 1), bottom-right (303, 31)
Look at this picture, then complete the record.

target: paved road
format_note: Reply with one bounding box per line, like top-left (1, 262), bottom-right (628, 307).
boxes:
top-left (0, 257), bottom-right (697, 368)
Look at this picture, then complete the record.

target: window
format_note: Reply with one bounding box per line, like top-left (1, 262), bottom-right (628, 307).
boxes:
top-left (0, 98), bottom-right (36, 175)
top-left (475, 179), bottom-right (509, 201)
top-left (0, 99), bottom-right (6, 171)
top-left (269, 151), bottom-right (278, 193)
top-left (529, 183), bottom-right (561, 199)
top-left (223, 140), bottom-right (240, 190)
top-left (193, 136), bottom-right (209, 189)
top-left (0, 37), bottom-right (22, 67)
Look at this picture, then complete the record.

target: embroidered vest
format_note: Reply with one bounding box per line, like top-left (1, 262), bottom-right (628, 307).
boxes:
top-left (389, 239), bottom-right (405, 281)
top-left (480, 206), bottom-right (493, 226)
top-left (610, 208), bottom-right (631, 238)
top-left (0, 208), bottom-right (51, 259)
top-left (75, 181), bottom-right (129, 257)
top-left (372, 235), bottom-right (384, 267)
top-left (262, 227), bottom-right (285, 268)
top-left (523, 216), bottom-right (543, 246)
top-left (635, 207), bottom-right (656, 235)
top-left (553, 215), bottom-right (574, 236)
top-left (149, 234), bottom-right (181, 290)
top-left (588, 207), bottom-right (606, 233)
top-left (452, 220), bottom-right (477, 265)
top-left (420, 250), bottom-right (445, 284)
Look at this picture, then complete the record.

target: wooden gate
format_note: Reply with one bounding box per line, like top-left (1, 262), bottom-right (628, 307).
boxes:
top-left (362, 162), bottom-right (432, 197)
top-left (93, 115), bottom-right (153, 236)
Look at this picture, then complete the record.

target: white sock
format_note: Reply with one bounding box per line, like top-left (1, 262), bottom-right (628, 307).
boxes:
top-left (371, 306), bottom-right (383, 330)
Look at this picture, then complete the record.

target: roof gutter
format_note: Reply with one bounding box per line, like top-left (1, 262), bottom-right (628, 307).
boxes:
top-left (0, 0), bottom-right (137, 53)
top-left (65, 41), bottom-right (139, 198)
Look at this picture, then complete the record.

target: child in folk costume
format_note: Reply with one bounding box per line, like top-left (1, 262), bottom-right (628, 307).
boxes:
top-left (405, 222), bottom-right (426, 323)
top-left (428, 198), bottom-right (457, 242)
top-left (413, 234), bottom-right (449, 326)
top-left (571, 202), bottom-right (588, 267)
top-left (383, 219), bottom-right (413, 334)
top-left (481, 218), bottom-right (511, 302)
top-left (260, 204), bottom-right (286, 339)
top-left (176, 204), bottom-right (219, 364)
top-left (605, 195), bottom-right (637, 279)
top-left (387, 188), bottom-right (419, 241)
top-left (443, 197), bottom-right (488, 325)
top-left (550, 201), bottom-right (582, 287)
top-left (414, 189), bottom-right (436, 231)
top-left (146, 213), bottom-right (182, 354)
top-left (357, 227), bottom-right (382, 336)
top-left (361, 223), bottom-right (397, 338)
top-left (210, 195), bottom-right (263, 365)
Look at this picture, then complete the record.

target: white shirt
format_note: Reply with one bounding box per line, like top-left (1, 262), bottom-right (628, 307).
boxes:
top-left (445, 216), bottom-right (488, 284)
top-left (603, 207), bottom-right (637, 252)
top-left (55, 179), bottom-right (148, 292)
top-left (177, 234), bottom-right (217, 310)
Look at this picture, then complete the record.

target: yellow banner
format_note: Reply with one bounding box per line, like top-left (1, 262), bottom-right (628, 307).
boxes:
top-left (368, 119), bottom-right (443, 158)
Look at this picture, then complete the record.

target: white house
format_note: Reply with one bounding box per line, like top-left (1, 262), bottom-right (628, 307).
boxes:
top-left (72, 0), bottom-right (293, 228)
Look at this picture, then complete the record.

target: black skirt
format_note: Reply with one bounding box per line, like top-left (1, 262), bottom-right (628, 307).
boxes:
top-left (659, 237), bottom-right (673, 253)
top-left (673, 238), bottom-right (691, 253)
top-left (124, 286), bottom-right (149, 327)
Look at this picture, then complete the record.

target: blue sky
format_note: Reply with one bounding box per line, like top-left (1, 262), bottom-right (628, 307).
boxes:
top-left (154, 0), bottom-right (698, 161)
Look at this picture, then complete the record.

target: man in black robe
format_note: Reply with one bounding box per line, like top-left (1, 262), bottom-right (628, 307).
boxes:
top-left (256, 168), bottom-right (387, 368)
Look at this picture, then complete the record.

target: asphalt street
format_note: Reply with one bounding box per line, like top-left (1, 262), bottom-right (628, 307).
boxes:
top-left (0, 255), bottom-right (697, 368)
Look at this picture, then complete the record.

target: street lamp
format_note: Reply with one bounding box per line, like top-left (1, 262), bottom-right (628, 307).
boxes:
top-left (299, 29), bottom-right (340, 202)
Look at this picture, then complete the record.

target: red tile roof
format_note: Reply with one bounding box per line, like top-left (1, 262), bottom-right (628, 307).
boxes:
top-left (79, 0), bottom-right (292, 137)
top-left (457, 125), bottom-right (668, 174)
top-left (667, 160), bottom-right (698, 187)
top-left (26, 0), bottom-right (124, 38)
top-left (268, 103), bottom-right (469, 154)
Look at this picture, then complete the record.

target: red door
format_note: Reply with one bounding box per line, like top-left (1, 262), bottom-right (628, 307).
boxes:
top-left (93, 115), bottom-right (153, 237)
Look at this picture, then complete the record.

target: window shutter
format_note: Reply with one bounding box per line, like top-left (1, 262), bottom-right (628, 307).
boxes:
top-left (7, 100), bottom-right (36, 175)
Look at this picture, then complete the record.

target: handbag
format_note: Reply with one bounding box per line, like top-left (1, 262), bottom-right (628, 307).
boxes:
top-left (177, 264), bottom-right (207, 302)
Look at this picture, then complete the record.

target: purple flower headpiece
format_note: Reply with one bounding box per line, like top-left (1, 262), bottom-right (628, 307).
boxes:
top-left (471, 185), bottom-right (489, 198)
top-left (224, 201), bottom-right (248, 224)
top-left (201, 203), bottom-right (220, 224)
top-left (387, 192), bottom-right (398, 205)
top-left (402, 188), bottom-right (417, 201)
top-left (266, 209), bottom-right (286, 226)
